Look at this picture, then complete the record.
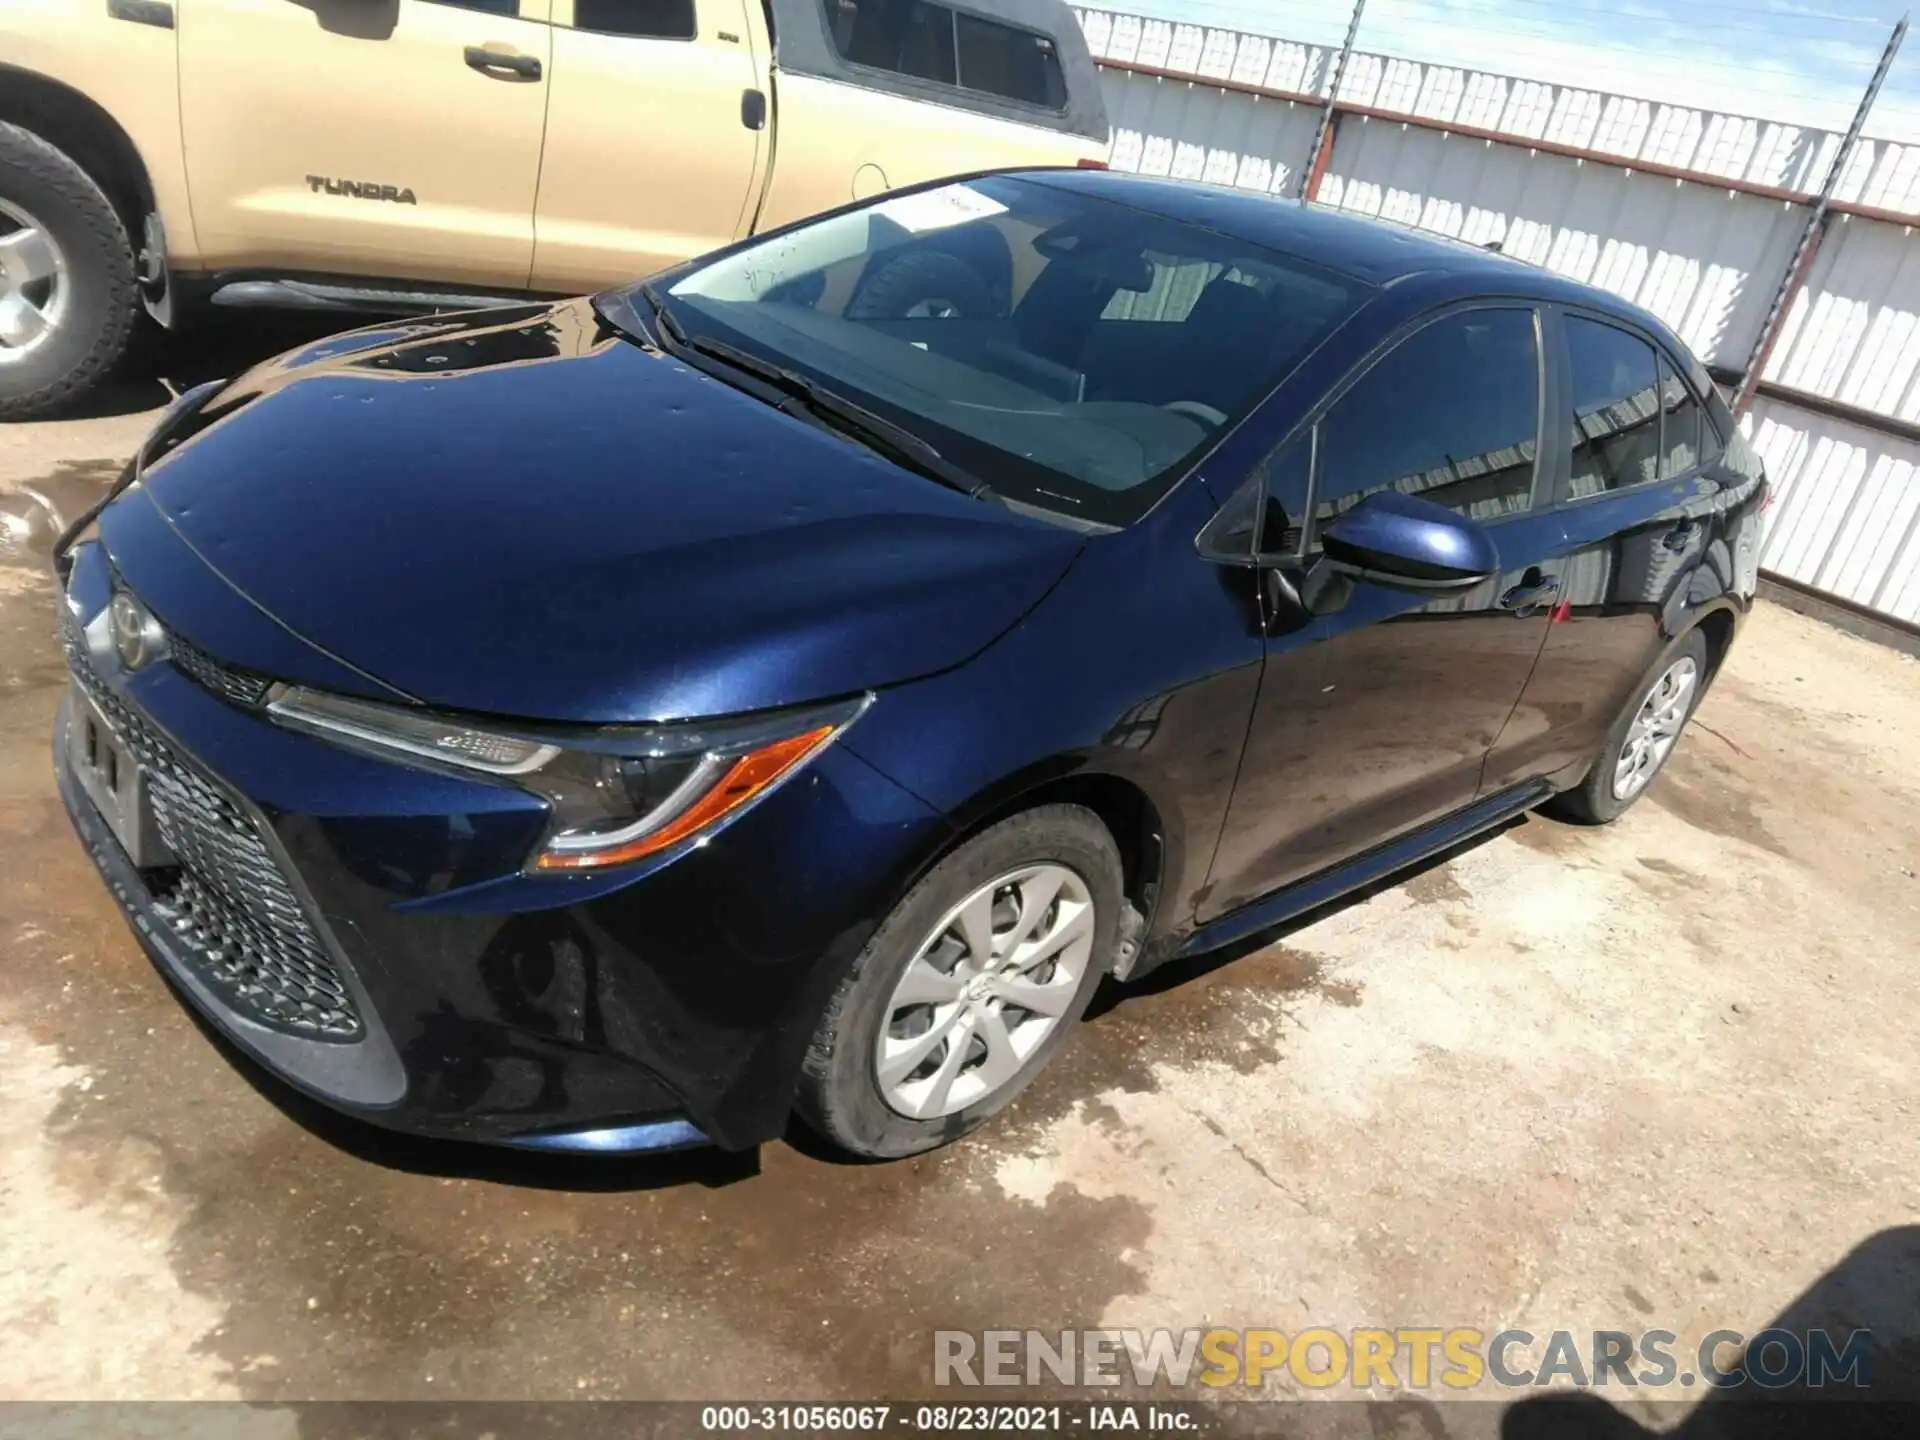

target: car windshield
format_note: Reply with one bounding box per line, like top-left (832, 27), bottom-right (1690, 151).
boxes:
top-left (613, 175), bottom-right (1369, 526)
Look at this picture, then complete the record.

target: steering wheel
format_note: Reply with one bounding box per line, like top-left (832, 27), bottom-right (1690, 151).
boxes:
top-left (1162, 400), bottom-right (1229, 427)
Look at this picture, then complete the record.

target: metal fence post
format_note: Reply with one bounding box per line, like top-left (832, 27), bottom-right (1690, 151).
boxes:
top-left (1732, 13), bottom-right (1909, 416)
top-left (1300, 0), bottom-right (1366, 201)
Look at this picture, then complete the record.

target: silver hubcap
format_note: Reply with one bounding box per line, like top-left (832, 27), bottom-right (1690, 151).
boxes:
top-left (1613, 655), bottom-right (1698, 801)
top-left (0, 199), bottom-right (69, 363)
top-left (904, 297), bottom-right (961, 319)
top-left (874, 864), bottom-right (1096, 1120)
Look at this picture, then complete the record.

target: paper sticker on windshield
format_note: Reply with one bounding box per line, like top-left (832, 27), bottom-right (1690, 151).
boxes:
top-left (870, 185), bottom-right (1008, 234)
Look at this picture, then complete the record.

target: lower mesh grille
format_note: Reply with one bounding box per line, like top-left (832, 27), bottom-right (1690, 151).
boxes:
top-left (65, 622), bottom-right (363, 1040)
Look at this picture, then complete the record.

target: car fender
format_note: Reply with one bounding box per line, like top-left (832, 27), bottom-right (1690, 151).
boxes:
top-left (840, 482), bottom-right (1267, 960)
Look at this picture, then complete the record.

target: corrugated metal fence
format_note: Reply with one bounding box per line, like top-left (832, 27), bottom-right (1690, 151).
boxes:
top-left (1075, 7), bottom-right (1920, 627)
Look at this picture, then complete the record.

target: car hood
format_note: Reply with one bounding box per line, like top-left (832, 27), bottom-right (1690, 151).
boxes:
top-left (122, 300), bottom-right (1084, 723)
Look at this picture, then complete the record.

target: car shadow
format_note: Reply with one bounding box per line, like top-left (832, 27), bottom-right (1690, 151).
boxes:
top-left (161, 965), bottom-right (761, 1193)
top-left (154, 807), bottom-right (1561, 1187)
top-left (1501, 1226), bottom-right (1920, 1438)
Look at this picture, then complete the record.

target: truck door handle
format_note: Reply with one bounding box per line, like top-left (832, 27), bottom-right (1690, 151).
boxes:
top-left (465, 46), bottom-right (542, 81)
top-left (741, 89), bottom-right (768, 131)
top-left (108, 0), bottom-right (175, 27)
top-left (1498, 569), bottom-right (1560, 617)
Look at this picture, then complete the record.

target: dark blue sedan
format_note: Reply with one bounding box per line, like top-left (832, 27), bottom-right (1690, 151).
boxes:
top-left (54, 169), bottom-right (1765, 1160)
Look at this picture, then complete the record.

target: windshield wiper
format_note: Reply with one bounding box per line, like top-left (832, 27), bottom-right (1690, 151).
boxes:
top-left (637, 282), bottom-right (689, 348)
top-left (696, 336), bottom-right (999, 502)
top-left (637, 285), bottom-right (995, 503)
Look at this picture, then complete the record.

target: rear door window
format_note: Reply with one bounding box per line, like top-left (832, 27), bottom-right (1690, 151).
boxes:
top-left (1566, 316), bottom-right (1662, 496)
top-left (1312, 307), bottom-right (1541, 533)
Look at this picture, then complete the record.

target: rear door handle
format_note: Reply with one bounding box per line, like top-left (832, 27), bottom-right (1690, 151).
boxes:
top-left (465, 46), bottom-right (542, 80)
top-left (1498, 572), bottom-right (1560, 616)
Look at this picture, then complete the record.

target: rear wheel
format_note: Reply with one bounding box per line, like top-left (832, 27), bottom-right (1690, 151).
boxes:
top-left (1546, 628), bottom-right (1709, 825)
top-left (0, 122), bottom-right (140, 420)
top-left (797, 805), bottom-right (1121, 1159)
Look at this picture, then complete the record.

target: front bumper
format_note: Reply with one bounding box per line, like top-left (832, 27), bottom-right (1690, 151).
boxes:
top-left (57, 694), bottom-right (411, 1111)
top-left (55, 547), bottom-right (950, 1152)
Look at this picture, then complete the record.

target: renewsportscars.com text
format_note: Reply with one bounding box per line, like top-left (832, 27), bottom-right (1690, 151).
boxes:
top-left (933, 1327), bottom-right (1873, 1391)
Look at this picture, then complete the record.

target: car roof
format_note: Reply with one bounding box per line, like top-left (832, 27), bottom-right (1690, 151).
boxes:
top-left (1015, 168), bottom-right (1671, 333)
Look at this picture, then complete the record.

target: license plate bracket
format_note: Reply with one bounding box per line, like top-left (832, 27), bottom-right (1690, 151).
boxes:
top-left (68, 685), bottom-right (172, 868)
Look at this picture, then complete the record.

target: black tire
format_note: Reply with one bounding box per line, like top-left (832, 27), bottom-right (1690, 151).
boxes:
top-left (797, 804), bottom-right (1123, 1160)
top-left (0, 122), bottom-right (140, 420)
top-left (1545, 628), bottom-right (1711, 825)
top-left (846, 249), bottom-right (993, 321)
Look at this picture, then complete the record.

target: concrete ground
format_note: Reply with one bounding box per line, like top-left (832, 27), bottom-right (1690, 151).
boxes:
top-left (1, 320), bottom-right (1917, 1429)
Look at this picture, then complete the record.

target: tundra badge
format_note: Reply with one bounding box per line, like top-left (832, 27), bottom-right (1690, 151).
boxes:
top-left (306, 176), bottom-right (418, 204)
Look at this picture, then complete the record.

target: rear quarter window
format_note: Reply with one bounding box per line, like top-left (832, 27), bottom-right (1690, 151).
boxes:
top-left (1657, 357), bottom-right (1704, 479)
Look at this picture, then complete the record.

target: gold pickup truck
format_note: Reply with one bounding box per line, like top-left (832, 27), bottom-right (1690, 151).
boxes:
top-left (0, 0), bottom-right (1107, 417)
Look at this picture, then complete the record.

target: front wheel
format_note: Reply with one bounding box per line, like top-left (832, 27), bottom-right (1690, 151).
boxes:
top-left (1546, 628), bottom-right (1710, 825)
top-left (0, 122), bottom-right (140, 420)
top-left (797, 805), bottom-right (1122, 1159)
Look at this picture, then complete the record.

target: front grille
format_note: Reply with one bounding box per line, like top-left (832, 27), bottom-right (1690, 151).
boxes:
top-left (165, 628), bottom-right (273, 709)
top-left (64, 622), bottom-right (363, 1040)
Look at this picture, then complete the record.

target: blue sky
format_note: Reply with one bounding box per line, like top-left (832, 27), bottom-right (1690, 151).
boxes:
top-left (1121, 0), bottom-right (1919, 140)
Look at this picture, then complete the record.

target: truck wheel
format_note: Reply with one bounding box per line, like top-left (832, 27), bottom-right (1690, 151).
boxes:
top-left (847, 249), bottom-right (994, 321)
top-left (0, 122), bottom-right (140, 420)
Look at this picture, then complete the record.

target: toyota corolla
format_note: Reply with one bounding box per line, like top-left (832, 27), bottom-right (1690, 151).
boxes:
top-left (53, 170), bottom-right (1766, 1159)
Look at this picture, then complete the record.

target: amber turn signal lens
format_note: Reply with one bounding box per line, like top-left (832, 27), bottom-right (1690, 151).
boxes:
top-left (532, 724), bottom-right (839, 871)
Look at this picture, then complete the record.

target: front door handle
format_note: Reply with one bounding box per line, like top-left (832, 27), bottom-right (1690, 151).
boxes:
top-left (465, 46), bottom-right (542, 81)
top-left (741, 89), bottom-right (768, 131)
top-left (1498, 570), bottom-right (1560, 617)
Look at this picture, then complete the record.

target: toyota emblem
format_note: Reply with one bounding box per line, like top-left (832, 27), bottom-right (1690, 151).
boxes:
top-left (109, 591), bottom-right (165, 671)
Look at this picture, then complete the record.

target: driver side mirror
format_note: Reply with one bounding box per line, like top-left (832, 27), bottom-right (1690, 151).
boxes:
top-left (1317, 490), bottom-right (1498, 592)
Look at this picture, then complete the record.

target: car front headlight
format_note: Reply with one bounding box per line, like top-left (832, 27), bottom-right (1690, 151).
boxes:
top-left (265, 685), bottom-right (870, 872)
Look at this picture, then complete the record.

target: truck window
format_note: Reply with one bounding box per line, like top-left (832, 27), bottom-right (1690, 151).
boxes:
top-left (955, 11), bottom-right (1065, 109)
top-left (831, 0), bottom-right (956, 83)
top-left (827, 1), bottom-right (1067, 109)
top-left (422, 0), bottom-right (522, 15)
top-left (573, 0), bottom-right (697, 38)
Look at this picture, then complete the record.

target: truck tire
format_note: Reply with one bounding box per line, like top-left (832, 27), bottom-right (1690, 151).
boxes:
top-left (847, 249), bottom-right (994, 321)
top-left (0, 121), bottom-right (140, 420)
